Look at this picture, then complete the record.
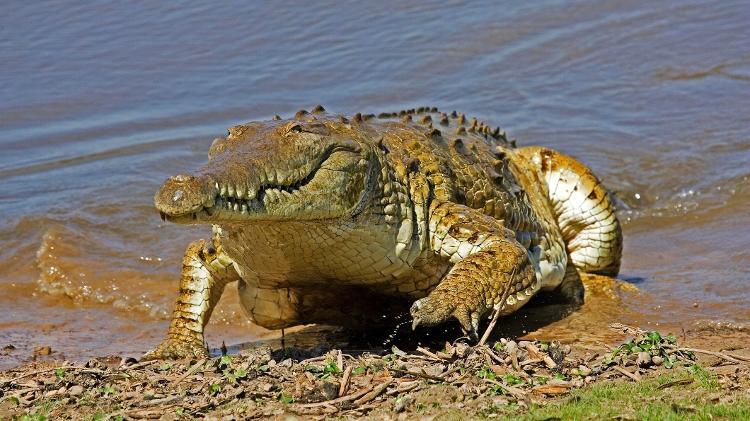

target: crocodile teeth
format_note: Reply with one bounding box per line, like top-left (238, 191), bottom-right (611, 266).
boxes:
top-left (241, 203), bottom-right (248, 213)
top-left (228, 184), bottom-right (236, 197)
top-left (236, 184), bottom-right (246, 199)
top-left (233, 202), bottom-right (239, 212)
top-left (220, 184), bottom-right (228, 197)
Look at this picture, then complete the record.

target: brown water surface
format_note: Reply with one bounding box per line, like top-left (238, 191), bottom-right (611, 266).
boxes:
top-left (1, 1), bottom-right (748, 369)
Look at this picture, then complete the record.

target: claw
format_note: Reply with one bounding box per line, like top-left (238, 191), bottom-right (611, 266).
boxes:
top-left (471, 312), bottom-right (480, 337)
top-left (411, 317), bottom-right (422, 331)
top-left (454, 307), bottom-right (473, 334)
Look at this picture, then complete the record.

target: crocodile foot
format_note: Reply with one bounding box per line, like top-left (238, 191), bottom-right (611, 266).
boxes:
top-left (410, 291), bottom-right (482, 340)
top-left (142, 336), bottom-right (208, 361)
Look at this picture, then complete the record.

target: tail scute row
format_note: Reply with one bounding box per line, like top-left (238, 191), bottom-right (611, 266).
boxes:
top-left (518, 147), bottom-right (622, 276)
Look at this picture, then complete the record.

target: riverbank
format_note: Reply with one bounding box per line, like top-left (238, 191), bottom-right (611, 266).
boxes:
top-left (2, 324), bottom-right (748, 420)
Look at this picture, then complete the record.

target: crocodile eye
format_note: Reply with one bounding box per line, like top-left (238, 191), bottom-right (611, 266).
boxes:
top-left (287, 124), bottom-right (303, 134)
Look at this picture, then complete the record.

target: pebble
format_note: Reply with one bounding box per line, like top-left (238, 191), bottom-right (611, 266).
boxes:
top-left (578, 365), bottom-right (592, 376)
top-left (393, 395), bottom-right (413, 412)
top-left (68, 385), bottom-right (84, 396)
top-left (652, 355), bottom-right (665, 366)
top-left (636, 352), bottom-right (651, 367)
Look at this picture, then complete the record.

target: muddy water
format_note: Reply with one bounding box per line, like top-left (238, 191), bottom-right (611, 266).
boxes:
top-left (1, 1), bottom-right (748, 368)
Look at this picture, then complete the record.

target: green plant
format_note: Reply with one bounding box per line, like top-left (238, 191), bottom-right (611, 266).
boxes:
top-left (218, 355), bottom-right (232, 368)
top-left (223, 366), bottom-right (247, 383)
top-left (605, 330), bottom-right (693, 370)
top-left (209, 383), bottom-right (222, 395)
top-left (687, 363), bottom-right (719, 389)
top-left (99, 385), bottom-right (116, 397)
top-left (503, 374), bottom-right (524, 386)
top-left (278, 393), bottom-right (294, 404)
top-left (475, 365), bottom-right (496, 381)
top-left (304, 358), bottom-right (341, 380)
top-left (534, 375), bottom-right (549, 385)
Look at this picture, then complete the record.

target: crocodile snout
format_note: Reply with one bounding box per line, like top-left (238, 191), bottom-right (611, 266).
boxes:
top-left (155, 173), bottom-right (217, 218)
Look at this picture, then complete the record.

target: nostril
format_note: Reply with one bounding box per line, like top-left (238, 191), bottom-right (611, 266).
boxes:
top-left (172, 189), bottom-right (185, 202)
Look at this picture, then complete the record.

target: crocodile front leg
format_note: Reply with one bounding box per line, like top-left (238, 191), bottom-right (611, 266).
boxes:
top-left (410, 202), bottom-right (538, 339)
top-left (143, 237), bottom-right (239, 360)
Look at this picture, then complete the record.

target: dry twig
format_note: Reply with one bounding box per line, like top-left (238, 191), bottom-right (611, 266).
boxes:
top-left (479, 268), bottom-right (515, 346)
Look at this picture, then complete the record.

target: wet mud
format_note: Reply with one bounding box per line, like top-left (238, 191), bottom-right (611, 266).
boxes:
top-left (1, 0), bottom-right (749, 369)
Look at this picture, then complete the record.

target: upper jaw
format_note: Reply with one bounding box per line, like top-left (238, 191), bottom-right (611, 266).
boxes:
top-left (159, 174), bottom-right (314, 224)
top-left (156, 136), bottom-right (369, 224)
top-left (158, 151), bottom-right (343, 224)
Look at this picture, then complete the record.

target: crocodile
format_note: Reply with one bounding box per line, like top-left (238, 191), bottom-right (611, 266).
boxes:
top-left (143, 105), bottom-right (622, 360)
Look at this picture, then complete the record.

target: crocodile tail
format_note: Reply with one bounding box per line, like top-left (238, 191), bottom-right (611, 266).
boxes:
top-left (518, 147), bottom-right (622, 276)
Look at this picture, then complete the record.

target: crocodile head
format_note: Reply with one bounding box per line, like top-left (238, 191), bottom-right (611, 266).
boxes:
top-left (155, 113), bottom-right (375, 224)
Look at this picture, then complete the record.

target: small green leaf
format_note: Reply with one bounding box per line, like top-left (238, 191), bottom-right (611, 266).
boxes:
top-left (352, 366), bottom-right (367, 375)
top-left (504, 374), bottom-right (524, 385)
top-left (54, 367), bottom-right (65, 378)
top-left (159, 362), bottom-right (172, 371)
top-left (278, 393), bottom-right (294, 404)
top-left (323, 360), bottom-right (341, 375)
top-left (305, 364), bottom-right (322, 373)
top-left (219, 355), bottom-right (232, 368)
top-left (99, 385), bottom-right (116, 397)
top-left (475, 366), bottom-right (496, 380)
top-left (209, 383), bottom-right (222, 395)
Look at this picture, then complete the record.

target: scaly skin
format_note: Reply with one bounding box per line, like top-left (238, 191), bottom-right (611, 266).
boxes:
top-left (143, 106), bottom-right (622, 360)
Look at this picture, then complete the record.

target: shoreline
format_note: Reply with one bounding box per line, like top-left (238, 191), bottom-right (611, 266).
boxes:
top-left (2, 324), bottom-right (748, 420)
